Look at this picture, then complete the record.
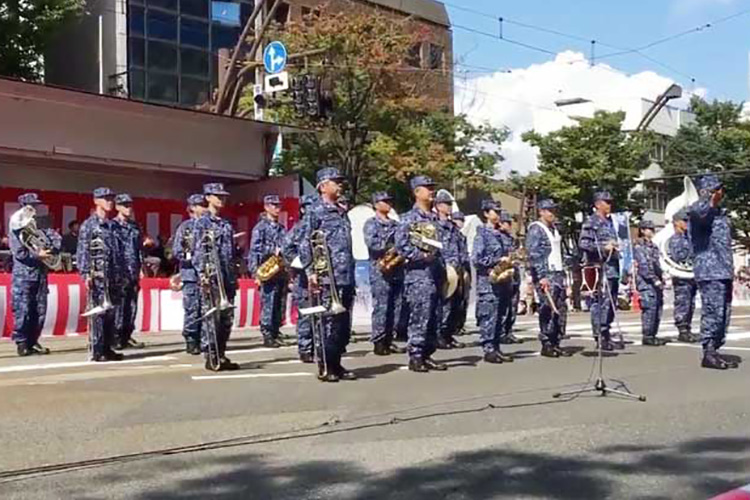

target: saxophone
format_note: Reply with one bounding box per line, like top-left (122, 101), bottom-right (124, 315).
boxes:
top-left (256, 253), bottom-right (284, 282)
top-left (377, 247), bottom-right (405, 274)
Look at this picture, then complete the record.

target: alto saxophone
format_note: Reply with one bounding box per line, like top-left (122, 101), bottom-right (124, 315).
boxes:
top-left (256, 253), bottom-right (284, 283)
top-left (377, 247), bottom-right (405, 274)
top-left (489, 248), bottom-right (526, 284)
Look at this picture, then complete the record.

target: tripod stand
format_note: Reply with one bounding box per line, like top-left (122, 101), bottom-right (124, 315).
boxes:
top-left (553, 231), bottom-right (646, 402)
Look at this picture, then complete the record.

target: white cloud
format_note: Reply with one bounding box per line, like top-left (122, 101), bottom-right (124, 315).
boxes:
top-left (455, 51), bottom-right (706, 176)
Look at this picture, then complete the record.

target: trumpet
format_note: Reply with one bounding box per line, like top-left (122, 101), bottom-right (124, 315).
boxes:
top-left (489, 248), bottom-right (525, 284)
top-left (9, 206), bottom-right (62, 271)
top-left (82, 226), bottom-right (114, 318)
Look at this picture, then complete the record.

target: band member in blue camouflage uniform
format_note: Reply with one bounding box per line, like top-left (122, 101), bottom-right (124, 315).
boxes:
top-left (633, 220), bottom-right (667, 346)
top-left (299, 168), bottom-right (357, 382)
top-left (499, 210), bottom-right (523, 345)
top-left (434, 191), bottom-right (465, 350)
top-left (472, 199), bottom-right (513, 364)
top-left (396, 176), bottom-right (448, 373)
top-left (112, 193), bottom-right (144, 350)
top-left (667, 209), bottom-right (699, 343)
top-left (9, 193), bottom-right (61, 356)
top-left (77, 188), bottom-right (123, 362)
top-left (248, 194), bottom-right (288, 348)
top-left (688, 174), bottom-right (737, 370)
top-left (174, 194), bottom-right (206, 354)
top-left (578, 190), bottom-right (622, 351)
top-left (282, 194), bottom-right (316, 363)
top-left (452, 211), bottom-right (471, 336)
top-left (364, 191), bottom-right (407, 356)
top-left (526, 199), bottom-right (571, 358)
top-left (192, 183), bottom-right (240, 372)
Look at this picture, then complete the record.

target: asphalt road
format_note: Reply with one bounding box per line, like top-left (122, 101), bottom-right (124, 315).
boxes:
top-left (1, 309), bottom-right (750, 499)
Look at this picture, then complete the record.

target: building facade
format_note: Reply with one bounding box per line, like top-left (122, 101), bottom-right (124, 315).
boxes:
top-left (45, 0), bottom-right (452, 110)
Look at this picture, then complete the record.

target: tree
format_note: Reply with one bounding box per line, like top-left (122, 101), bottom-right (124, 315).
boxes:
top-left (520, 110), bottom-right (651, 238)
top-left (239, 7), bottom-right (508, 207)
top-left (0, 0), bottom-right (83, 80)
top-left (662, 96), bottom-right (750, 250)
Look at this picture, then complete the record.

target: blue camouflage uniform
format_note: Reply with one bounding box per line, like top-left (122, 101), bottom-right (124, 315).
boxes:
top-left (395, 178), bottom-right (443, 362)
top-left (282, 194), bottom-right (315, 357)
top-left (77, 188), bottom-right (122, 358)
top-left (526, 201), bottom-right (567, 348)
top-left (578, 191), bottom-right (620, 345)
top-left (112, 194), bottom-right (143, 347)
top-left (633, 221), bottom-right (663, 340)
top-left (667, 210), bottom-right (697, 337)
top-left (435, 194), bottom-right (463, 346)
top-left (499, 212), bottom-right (521, 341)
top-left (364, 192), bottom-right (406, 347)
top-left (299, 169), bottom-right (355, 372)
top-left (452, 212), bottom-right (471, 335)
top-left (9, 193), bottom-right (61, 352)
top-left (688, 175), bottom-right (734, 356)
top-left (174, 194), bottom-right (204, 348)
top-left (192, 184), bottom-right (237, 362)
top-left (472, 200), bottom-right (511, 354)
top-left (248, 195), bottom-right (288, 342)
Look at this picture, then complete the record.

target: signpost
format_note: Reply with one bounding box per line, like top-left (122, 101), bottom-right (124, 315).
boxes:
top-left (263, 41), bottom-right (288, 74)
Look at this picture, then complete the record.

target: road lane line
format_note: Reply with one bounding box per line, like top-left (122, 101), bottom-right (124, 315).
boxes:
top-left (0, 355), bottom-right (178, 374)
top-left (192, 372), bottom-right (313, 380)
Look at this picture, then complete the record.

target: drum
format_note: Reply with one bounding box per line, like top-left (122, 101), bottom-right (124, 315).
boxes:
top-left (581, 266), bottom-right (600, 292)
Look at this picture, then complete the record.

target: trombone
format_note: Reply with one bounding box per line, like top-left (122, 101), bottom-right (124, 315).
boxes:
top-left (299, 230), bottom-right (346, 379)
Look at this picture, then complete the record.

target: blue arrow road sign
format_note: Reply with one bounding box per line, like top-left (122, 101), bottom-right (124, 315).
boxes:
top-left (263, 41), bottom-right (288, 74)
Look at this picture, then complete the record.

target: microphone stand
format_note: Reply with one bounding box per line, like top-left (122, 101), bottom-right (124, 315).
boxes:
top-left (553, 215), bottom-right (645, 402)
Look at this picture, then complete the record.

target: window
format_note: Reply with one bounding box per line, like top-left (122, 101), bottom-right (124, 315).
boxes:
top-left (181, 47), bottom-right (209, 76)
top-left (148, 73), bottom-right (179, 102)
top-left (129, 37), bottom-right (145, 67)
top-left (212, 23), bottom-right (240, 48)
top-left (645, 182), bottom-right (668, 212)
top-left (211, 1), bottom-right (240, 26)
top-left (148, 40), bottom-right (178, 71)
top-left (180, 76), bottom-right (210, 105)
top-left (129, 6), bottom-right (145, 35)
top-left (130, 69), bottom-right (145, 99)
top-left (147, 0), bottom-right (178, 11)
top-left (181, 18), bottom-right (209, 48)
top-left (148, 10), bottom-right (178, 41)
top-left (651, 143), bottom-right (666, 163)
top-left (181, 0), bottom-right (208, 18)
top-left (428, 43), bottom-right (443, 69)
top-left (273, 1), bottom-right (289, 25)
top-left (406, 43), bottom-right (422, 68)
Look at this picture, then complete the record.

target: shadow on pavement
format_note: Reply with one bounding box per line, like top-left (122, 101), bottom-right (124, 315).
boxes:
top-left (12, 436), bottom-right (750, 499)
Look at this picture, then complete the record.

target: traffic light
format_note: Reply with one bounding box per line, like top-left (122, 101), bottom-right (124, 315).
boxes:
top-left (291, 75), bottom-right (307, 117)
top-left (304, 75), bottom-right (320, 118)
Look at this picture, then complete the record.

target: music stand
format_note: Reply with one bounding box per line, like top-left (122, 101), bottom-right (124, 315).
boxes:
top-left (553, 229), bottom-right (646, 402)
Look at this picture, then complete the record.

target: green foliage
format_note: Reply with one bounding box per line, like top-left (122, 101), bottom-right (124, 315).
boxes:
top-left (248, 8), bottom-right (508, 208)
top-left (0, 0), bottom-right (83, 80)
top-left (521, 110), bottom-right (651, 236)
top-left (663, 96), bottom-right (750, 249)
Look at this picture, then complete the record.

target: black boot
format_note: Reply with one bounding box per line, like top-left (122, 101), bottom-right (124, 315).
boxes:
top-left (205, 353), bottom-right (222, 371)
top-left (483, 351), bottom-right (505, 364)
top-left (448, 339), bottom-right (466, 349)
top-left (16, 343), bottom-right (32, 357)
top-left (103, 349), bottom-right (124, 361)
top-left (554, 346), bottom-right (573, 357)
top-left (335, 362), bottom-right (358, 381)
top-left (642, 336), bottom-right (668, 346)
top-left (408, 358), bottom-right (429, 373)
top-left (436, 339), bottom-right (453, 350)
top-left (263, 337), bottom-right (284, 348)
top-left (299, 352), bottom-right (315, 364)
top-left (540, 344), bottom-right (560, 358)
top-left (599, 339), bottom-right (615, 352)
top-left (424, 357), bottom-right (448, 371)
top-left (702, 352), bottom-right (729, 370)
top-left (719, 354), bottom-right (739, 369)
top-left (29, 343), bottom-right (50, 355)
top-left (185, 342), bottom-right (202, 355)
top-left (220, 357), bottom-right (241, 371)
top-left (500, 334), bottom-right (524, 345)
top-left (373, 341), bottom-right (390, 356)
top-left (317, 362), bottom-right (340, 382)
top-left (387, 343), bottom-right (407, 354)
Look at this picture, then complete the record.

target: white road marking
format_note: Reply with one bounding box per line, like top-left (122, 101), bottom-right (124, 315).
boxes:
top-left (0, 356), bottom-right (178, 374)
top-left (226, 346), bottom-right (295, 355)
top-left (192, 372), bottom-right (313, 381)
top-left (668, 343), bottom-right (750, 352)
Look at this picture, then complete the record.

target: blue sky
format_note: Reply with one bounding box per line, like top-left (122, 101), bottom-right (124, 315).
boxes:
top-left (447, 0), bottom-right (750, 102)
